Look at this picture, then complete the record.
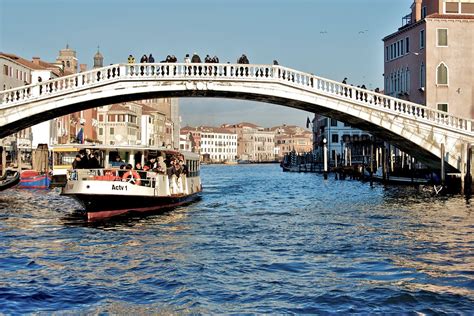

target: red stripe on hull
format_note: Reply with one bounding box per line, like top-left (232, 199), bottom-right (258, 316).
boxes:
top-left (86, 199), bottom-right (193, 220)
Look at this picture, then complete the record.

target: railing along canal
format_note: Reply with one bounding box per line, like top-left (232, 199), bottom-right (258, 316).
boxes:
top-left (0, 63), bottom-right (472, 134)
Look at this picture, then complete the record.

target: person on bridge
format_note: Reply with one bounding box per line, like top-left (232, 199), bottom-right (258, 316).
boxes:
top-left (148, 54), bottom-right (155, 63)
top-left (127, 54), bottom-right (135, 63)
top-left (184, 54), bottom-right (191, 63)
top-left (191, 53), bottom-right (201, 63)
top-left (191, 53), bottom-right (202, 75)
top-left (140, 54), bottom-right (148, 63)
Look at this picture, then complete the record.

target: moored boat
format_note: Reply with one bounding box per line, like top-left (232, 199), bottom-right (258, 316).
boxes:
top-left (0, 170), bottom-right (21, 191)
top-left (60, 146), bottom-right (202, 220)
top-left (18, 170), bottom-right (51, 189)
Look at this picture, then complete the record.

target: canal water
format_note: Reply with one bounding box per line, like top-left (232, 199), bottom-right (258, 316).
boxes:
top-left (0, 164), bottom-right (473, 313)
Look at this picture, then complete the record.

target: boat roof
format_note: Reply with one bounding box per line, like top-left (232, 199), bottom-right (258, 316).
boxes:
top-left (50, 144), bottom-right (200, 160)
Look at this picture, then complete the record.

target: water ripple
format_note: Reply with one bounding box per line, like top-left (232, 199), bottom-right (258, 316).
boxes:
top-left (0, 164), bottom-right (473, 313)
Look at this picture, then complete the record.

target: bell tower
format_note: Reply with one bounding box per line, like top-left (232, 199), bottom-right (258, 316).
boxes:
top-left (56, 44), bottom-right (78, 73)
top-left (93, 46), bottom-right (104, 68)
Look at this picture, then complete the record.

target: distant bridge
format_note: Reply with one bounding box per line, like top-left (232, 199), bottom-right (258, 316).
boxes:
top-left (1, 62), bottom-right (473, 171)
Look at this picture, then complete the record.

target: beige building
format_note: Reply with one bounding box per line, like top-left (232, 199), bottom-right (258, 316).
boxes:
top-left (223, 122), bottom-right (275, 162)
top-left (137, 98), bottom-right (180, 149)
top-left (383, 0), bottom-right (474, 119)
top-left (140, 104), bottom-right (166, 146)
top-left (97, 103), bottom-right (142, 145)
top-left (272, 125), bottom-right (313, 159)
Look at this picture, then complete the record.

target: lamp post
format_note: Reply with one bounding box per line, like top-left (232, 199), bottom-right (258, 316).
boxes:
top-left (323, 137), bottom-right (328, 180)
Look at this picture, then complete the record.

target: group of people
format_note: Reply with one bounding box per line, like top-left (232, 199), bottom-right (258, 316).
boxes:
top-left (341, 77), bottom-right (381, 103)
top-left (72, 150), bottom-right (100, 169)
top-left (114, 154), bottom-right (188, 179)
top-left (127, 53), bottom-right (252, 65)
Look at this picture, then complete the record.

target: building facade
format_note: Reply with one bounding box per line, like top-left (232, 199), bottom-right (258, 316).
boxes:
top-left (97, 103), bottom-right (142, 145)
top-left (383, 0), bottom-right (474, 118)
top-left (272, 124), bottom-right (313, 159)
top-left (223, 122), bottom-right (275, 162)
top-left (140, 104), bottom-right (166, 146)
top-left (313, 115), bottom-right (371, 164)
top-left (196, 126), bottom-right (237, 162)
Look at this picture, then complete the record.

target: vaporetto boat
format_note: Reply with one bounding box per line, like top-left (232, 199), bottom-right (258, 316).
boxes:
top-left (58, 145), bottom-right (202, 220)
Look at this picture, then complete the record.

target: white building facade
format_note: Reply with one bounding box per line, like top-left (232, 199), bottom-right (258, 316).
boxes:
top-left (199, 127), bottom-right (237, 162)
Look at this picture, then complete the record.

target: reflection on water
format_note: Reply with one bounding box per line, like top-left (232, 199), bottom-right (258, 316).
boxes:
top-left (0, 164), bottom-right (473, 313)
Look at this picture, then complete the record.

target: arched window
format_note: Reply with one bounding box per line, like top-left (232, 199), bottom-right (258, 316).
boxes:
top-left (437, 62), bottom-right (448, 85)
top-left (420, 62), bottom-right (425, 88)
top-left (66, 60), bottom-right (70, 68)
top-left (406, 68), bottom-right (411, 94)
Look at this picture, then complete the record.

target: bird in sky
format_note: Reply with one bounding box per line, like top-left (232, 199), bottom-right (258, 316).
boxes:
top-left (320, 31), bottom-right (328, 34)
top-left (358, 29), bottom-right (369, 34)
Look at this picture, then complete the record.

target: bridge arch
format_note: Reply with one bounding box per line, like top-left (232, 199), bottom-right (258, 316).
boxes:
top-left (1, 63), bottom-right (473, 171)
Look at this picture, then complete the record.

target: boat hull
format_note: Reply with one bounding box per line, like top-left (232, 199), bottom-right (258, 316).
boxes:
top-left (18, 170), bottom-right (51, 189)
top-left (69, 192), bottom-right (201, 220)
top-left (0, 171), bottom-right (20, 191)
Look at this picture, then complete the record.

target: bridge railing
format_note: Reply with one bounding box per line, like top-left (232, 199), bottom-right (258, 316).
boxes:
top-left (0, 63), bottom-right (472, 134)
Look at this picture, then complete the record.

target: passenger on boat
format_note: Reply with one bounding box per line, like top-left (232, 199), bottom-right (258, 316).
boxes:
top-left (88, 152), bottom-right (100, 169)
top-left (156, 156), bottom-right (167, 174)
top-left (145, 157), bottom-right (156, 170)
top-left (79, 150), bottom-right (89, 167)
top-left (114, 156), bottom-right (125, 168)
top-left (135, 162), bottom-right (143, 170)
top-left (179, 158), bottom-right (189, 176)
top-left (72, 155), bottom-right (82, 169)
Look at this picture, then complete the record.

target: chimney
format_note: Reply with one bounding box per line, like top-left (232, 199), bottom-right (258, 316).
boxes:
top-left (79, 64), bottom-right (87, 72)
top-left (32, 57), bottom-right (40, 65)
top-left (415, 0), bottom-right (422, 22)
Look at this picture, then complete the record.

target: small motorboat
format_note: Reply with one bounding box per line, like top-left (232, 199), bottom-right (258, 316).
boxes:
top-left (18, 170), bottom-right (51, 189)
top-left (0, 170), bottom-right (21, 191)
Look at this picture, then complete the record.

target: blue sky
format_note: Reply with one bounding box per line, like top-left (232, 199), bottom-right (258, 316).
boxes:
top-left (1, 0), bottom-right (410, 128)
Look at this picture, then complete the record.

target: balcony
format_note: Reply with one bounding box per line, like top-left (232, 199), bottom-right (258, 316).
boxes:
top-left (402, 13), bottom-right (412, 27)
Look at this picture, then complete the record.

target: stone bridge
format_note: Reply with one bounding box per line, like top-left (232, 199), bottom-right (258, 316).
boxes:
top-left (1, 63), bottom-right (473, 172)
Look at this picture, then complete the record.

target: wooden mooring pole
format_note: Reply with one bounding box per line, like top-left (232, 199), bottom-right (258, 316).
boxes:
top-left (441, 143), bottom-right (445, 187)
top-left (465, 144), bottom-right (472, 196)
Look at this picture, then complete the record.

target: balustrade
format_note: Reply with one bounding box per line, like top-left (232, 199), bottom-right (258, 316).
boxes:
top-left (0, 62), bottom-right (472, 133)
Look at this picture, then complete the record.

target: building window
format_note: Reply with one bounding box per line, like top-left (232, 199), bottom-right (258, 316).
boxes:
top-left (462, 3), bottom-right (474, 14)
top-left (437, 29), bottom-right (448, 47)
top-left (330, 118), bottom-right (338, 127)
top-left (405, 37), bottom-right (410, 53)
top-left (99, 114), bottom-right (104, 121)
top-left (406, 69), bottom-right (411, 94)
top-left (110, 127), bottom-right (114, 135)
top-left (99, 128), bottom-right (103, 135)
top-left (420, 30), bottom-right (425, 49)
top-left (420, 62), bottom-right (425, 88)
top-left (437, 63), bottom-right (448, 85)
top-left (3, 65), bottom-right (8, 76)
top-left (331, 134), bottom-right (339, 143)
top-left (421, 6), bottom-right (427, 18)
top-left (385, 46), bottom-right (389, 62)
top-left (437, 103), bottom-right (448, 112)
top-left (445, 2), bottom-right (460, 13)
